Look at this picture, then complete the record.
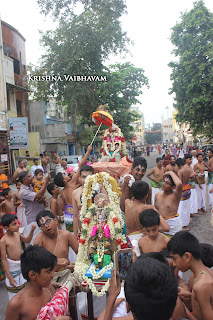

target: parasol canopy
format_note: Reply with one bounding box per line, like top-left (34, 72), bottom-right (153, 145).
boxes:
top-left (92, 110), bottom-right (114, 127)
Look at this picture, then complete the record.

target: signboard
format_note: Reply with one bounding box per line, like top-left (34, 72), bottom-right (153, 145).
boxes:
top-left (8, 117), bottom-right (29, 149)
top-left (1, 154), bottom-right (8, 162)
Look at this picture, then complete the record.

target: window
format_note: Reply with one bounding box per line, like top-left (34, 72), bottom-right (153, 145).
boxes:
top-left (7, 89), bottom-right (10, 111)
top-left (12, 58), bottom-right (20, 74)
top-left (16, 100), bottom-right (22, 116)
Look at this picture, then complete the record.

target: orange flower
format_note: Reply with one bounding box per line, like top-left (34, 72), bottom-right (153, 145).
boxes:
top-left (113, 217), bottom-right (118, 224)
top-left (79, 239), bottom-right (85, 245)
top-left (84, 218), bottom-right (91, 225)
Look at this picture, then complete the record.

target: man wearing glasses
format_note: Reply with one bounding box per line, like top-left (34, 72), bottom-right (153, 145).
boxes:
top-left (34, 210), bottom-right (78, 283)
top-left (154, 171), bottom-right (183, 237)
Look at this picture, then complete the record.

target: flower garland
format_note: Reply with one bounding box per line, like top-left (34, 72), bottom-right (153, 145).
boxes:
top-left (75, 172), bottom-right (127, 296)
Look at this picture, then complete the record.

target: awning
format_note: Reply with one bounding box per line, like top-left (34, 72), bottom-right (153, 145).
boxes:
top-left (6, 83), bottom-right (33, 93)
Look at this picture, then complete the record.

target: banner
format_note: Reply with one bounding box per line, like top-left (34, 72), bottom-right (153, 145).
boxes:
top-left (8, 117), bottom-right (29, 149)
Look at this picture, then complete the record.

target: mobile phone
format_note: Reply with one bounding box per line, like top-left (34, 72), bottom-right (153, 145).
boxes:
top-left (114, 248), bottom-right (133, 281)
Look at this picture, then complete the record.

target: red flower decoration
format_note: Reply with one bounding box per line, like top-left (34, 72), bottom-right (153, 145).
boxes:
top-left (101, 148), bottom-right (104, 153)
top-left (118, 136), bottom-right (122, 140)
top-left (79, 239), bottom-right (85, 245)
top-left (121, 243), bottom-right (128, 249)
top-left (110, 158), bottom-right (115, 162)
top-left (104, 152), bottom-right (106, 156)
top-left (113, 217), bottom-right (119, 224)
top-left (116, 239), bottom-right (122, 245)
top-left (121, 137), bottom-right (125, 142)
top-left (83, 218), bottom-right (91, 225)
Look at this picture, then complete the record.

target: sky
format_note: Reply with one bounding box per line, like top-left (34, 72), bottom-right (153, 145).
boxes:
top-left (1, 0), bottom-right (213, 127)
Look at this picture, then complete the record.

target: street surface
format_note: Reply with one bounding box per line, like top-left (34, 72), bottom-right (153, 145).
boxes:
top-left (0, 151), bottom-right (213, 319)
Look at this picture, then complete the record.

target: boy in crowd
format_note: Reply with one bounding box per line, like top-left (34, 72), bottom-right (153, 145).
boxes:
top-left (5, 245), bottom-right (57, 320)
top-left (155, 171), bottom-right (182, 236)
top-left (138, 209), bottom-right (169, 254)
top-left (176, 157), bottom-right (194, 230)
top-left (168, 231), bottom-right (213, 320)
top-left (72, 165), bottom-right (94, 239)
top-left (34, 210), bottom-right (78, 283)
top-left (124, 181), bottom-right (169, 256)
top-left (0, 188), bottom-right (15, 216)
top-left (103, 256), bottom-right (178, 320)
top-left (146, 157), bottom-right (164, 204)
top-left (120, 156), bottom-right (150, 212)
top-left (194, 153), bottom-right (206, 213)
top-left (0, 214), bottom-right (36, 300)
top-left (47, 182), bottom-right (64, 229)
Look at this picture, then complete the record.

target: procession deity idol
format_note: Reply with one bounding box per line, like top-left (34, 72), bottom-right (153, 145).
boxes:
top-left (75, 172), bottom-right (129, 296)
top-left (100, 124), bottom-right (127, 162)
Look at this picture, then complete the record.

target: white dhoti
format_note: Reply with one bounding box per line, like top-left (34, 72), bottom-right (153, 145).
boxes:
top-left (162, 215), bottom-right (182, 236)
top-left (195, 184), bottom-right (206, 210)
top-left (151, 187), bottom-right (162, 205)
top-left (5, 258), bottom-right (26, 300)
top-left (178, 198), bottom-right (191, 227)
top-left (208, 184), bottom-right (213, 207)
top-left (190, 188), bottom-right (198, 214)
top-left (16, 205), bottom-right (28, 229)
top-left (128, 232), bottom-right (143, 257)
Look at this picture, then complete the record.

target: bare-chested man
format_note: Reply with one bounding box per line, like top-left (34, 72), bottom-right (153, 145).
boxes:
top-left (147, 157), bottom-right (164, 205)
top-left (164, 155), bottom-right (179, 175)
top-left (54, 145), bottom-right (92, 235)
top-left (124, 180), bottom-right (170, 256)
top-left (184, 154), bottom-right (199, 217)
top-left (51, 152), bottom-right (61, 175)
top-left (72, 165), bottom-right (94, 239)
top-left (13, 160), bottom-right (28, 182)
top-left (34, 210), bottom-right (78, 283)
top-left (194, 153), bottom-right (206, 214)
top-left (120, 156), bottom-right (150, 212)
top-left (155, 170), bottom-right (182, 236)
top-left (203, 148), bottom-right (213, 208)
top-left (176, 157), bottom-right (192, 231)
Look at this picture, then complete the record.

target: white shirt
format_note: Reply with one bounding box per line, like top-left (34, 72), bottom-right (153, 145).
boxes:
top-left (30, 165), bottom-right (44, 177)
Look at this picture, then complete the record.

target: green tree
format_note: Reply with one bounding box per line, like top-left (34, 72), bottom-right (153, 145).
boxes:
top-left (169, 1), bottom-right (213, 140)
top-left (145, 123), bottom-right (162, 144)
top-left (79, 62), bottom-right (149, 140)
top-left (35, 0), bottom-right (129, 152)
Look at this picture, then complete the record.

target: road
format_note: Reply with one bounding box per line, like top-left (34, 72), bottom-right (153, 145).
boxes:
top-left (0, 151), bottom-right (212, 319)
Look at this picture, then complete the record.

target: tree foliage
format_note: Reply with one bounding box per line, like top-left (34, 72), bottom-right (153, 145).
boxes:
top-left (169, 1), bottom-right (213, 139)
top-left (145, 123), bottom-right (162, 145)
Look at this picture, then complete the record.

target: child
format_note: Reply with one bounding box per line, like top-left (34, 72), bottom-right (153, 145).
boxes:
top-left (47, 182), bottom-right (64, 230)
top-left (154, 171), bottom-right (183, 236)
top-left (5, 245), bottom-right (57, 320)
top-left (0, 214), bottom-right (36, 300)
top-left (33, 169), bottom-right (48, 206)
top-left (138, 209), bottom-right (169, 254)
top-left (0, 168), bottom-right (9, 189)
top-left (14, 180), bottom-right (27, 229)
top-left (124, 180), bottom-right (170, 257)
top-left (0, 188), bottom-right (15, 217)
top-left (168, 231), bottom-right (213, 319)
top-left (146, 157), bottom-right (164, 204)
top-left (34, 210), bottom-right (78, 283)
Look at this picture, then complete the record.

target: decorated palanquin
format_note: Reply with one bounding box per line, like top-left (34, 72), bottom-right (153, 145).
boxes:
top-left (100, 125), bottom-right (127, 162)
top-left (75, 172), bottom-right (129, 296)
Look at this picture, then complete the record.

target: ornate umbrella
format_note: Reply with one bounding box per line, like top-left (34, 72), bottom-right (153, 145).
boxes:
top-left (91, 109), bottom-right (114, 145)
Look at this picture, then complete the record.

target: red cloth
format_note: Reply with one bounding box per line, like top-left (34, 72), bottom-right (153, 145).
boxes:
top-left (36, 287), bottom-right (69, 319)
top-left (92, 156), bottom-right (133, 179)
top-left (163, 154), bottom-right (171, 167)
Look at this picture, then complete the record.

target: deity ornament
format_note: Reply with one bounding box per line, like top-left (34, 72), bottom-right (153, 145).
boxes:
top-left (75, 172), bottom-right (128, 297)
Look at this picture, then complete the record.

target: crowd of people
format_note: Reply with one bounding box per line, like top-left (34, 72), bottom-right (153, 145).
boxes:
top-left (0, 145), bottom-right (213, 319)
